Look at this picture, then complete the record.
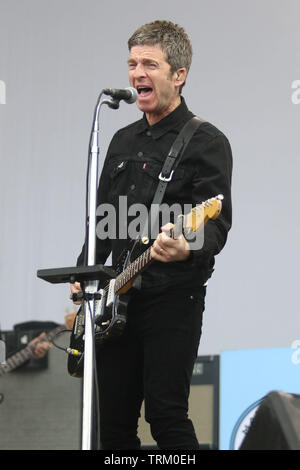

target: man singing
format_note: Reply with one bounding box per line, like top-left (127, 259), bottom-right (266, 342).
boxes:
top-left (71, 20), bottom-right (232, 450)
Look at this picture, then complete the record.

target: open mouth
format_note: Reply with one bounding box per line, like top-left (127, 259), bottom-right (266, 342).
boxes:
top-left (137, 86), bottom-right (153, 98)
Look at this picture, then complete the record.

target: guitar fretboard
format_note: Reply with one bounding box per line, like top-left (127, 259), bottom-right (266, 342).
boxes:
top-left (113, 215), bottom-right (184, 293)
top-left (114, 245), bottom-right (152, 293)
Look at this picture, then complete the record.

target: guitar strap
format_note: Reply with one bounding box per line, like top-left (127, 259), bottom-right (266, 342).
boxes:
top-left (130, 116), bottom-right (207, 290)
top-left (152, 116), bottom-right (206, 205)
top-left (142, 116), bottom-right (207, 240)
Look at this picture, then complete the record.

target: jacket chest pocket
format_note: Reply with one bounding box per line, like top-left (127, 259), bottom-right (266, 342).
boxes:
top-left (108, 159), bottom-right (144, 207)
top-left (109, 160), bottom-right (130, 198)
top-left (107, 159), bottom-right (185, 205)
top-left (110, 160), bottom-right (128, 179)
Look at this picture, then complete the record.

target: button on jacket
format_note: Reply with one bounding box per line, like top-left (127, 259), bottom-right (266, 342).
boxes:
top-left (78, 98), bottom-right (232, 293)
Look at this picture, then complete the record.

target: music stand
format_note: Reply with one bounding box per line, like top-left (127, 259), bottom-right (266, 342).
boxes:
top-left (37, 265), bottom-right (115, 286)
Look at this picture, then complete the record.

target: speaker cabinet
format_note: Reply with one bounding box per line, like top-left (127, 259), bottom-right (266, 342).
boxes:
top-left (138, 355), bottom-right (219, 449)
top-left (0, 345), bottom-right (82, 450)
top-left (240, 391), bottom-right (300, 450)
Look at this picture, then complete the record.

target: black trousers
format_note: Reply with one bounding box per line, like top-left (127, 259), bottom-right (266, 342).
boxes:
top-left (96, 285), bottom-right (206, 450)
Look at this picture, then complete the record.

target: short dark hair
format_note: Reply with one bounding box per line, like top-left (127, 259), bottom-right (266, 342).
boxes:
top-left (128, 20), bottom-right (193, 91)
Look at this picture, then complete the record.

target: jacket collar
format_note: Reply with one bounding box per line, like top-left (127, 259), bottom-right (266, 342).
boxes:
top-left (135, 97), bottom-right (193, 139)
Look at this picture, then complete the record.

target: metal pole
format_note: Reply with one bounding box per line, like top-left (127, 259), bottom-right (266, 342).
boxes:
top-left (80, 93), bottom-right (127, 449)
top-left (81, 96), bottom-right (102, 450)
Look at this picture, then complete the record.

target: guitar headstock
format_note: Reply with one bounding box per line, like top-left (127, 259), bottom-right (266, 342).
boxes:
top-left (184, 195), bottom-right (223, 233)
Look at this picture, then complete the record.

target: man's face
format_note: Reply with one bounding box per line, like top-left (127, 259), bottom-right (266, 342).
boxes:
top-left (128, 44), bottom-right (186, 125)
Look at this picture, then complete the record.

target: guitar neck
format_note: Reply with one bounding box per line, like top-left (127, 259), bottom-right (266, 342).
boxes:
top-left (114, 244), bottom-right (153, 294)
top-left (0, 324), bottom-right (66, 377)
top-left (114, 226), bottom-right (178, 294)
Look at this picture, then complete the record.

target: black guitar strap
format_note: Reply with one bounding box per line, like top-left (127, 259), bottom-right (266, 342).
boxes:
top-left (129, 116), bottom-right (206, 290)
top-left (141, 116), bottom-right (206, 240)
top-left (152, 116), bottom-right (206, 206)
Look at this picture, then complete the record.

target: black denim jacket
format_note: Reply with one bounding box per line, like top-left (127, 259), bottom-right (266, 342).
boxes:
top-left (78, 98), bottom-right (232, 293)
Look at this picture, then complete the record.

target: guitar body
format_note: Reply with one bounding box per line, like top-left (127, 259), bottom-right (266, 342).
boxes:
top-left (94, 293), bottom-right (129, 346)
top-left (67, 292), bottom-right (129, 378)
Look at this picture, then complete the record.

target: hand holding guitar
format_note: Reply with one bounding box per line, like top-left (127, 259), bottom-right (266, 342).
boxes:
top-left (151, 223), bottom-right (191, 262)
top-left (29, 332), bottom-right (52, 359)
top-left (70, 282), bottom-right (83, 305)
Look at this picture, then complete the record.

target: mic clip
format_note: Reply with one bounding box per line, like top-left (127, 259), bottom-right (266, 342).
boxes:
top-left (71, 291), bottom-right (102, 302)
top-left (107, 99), bottom-right (120, 109)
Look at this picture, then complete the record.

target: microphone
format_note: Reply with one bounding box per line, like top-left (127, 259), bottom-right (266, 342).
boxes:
top-left (103, 87), bottom-right (138, 104)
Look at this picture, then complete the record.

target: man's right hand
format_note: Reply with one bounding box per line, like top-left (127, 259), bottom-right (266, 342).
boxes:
top-left (70, 282), bottom-right (82, 305)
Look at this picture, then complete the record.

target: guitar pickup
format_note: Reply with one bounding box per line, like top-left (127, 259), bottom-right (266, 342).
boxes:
top-left (95, 289), bottom-right (106, 316)
top-left (106, 279), bottom-right (116, 307)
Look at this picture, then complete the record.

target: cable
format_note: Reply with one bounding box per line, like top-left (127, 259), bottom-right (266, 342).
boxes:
top-left (50, 329), bottom-right (73, 353)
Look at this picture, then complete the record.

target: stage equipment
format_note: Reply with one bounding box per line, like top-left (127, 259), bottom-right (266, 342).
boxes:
top-left (240, 390), bottom-right (300, 450)
top-left (0, 346), bottom-right (82, 450)
top-left (139, 355), bottom-right (220, 449)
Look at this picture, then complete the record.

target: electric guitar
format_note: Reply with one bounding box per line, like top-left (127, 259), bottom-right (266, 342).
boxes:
top-left (67, 195), bottom-right (223, 378)
top-left (0, 314), bottom-right (75, 377)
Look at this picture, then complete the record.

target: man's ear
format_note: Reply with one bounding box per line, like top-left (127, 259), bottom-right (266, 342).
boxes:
top-left (175, 67), bottom-right (187, 88)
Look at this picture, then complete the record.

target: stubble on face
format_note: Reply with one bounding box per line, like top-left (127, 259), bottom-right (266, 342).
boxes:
top-left (128, 45), bottom-right (183, 126)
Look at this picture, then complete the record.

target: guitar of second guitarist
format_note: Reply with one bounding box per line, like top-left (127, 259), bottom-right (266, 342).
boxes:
top-left (0, 314), bottom-right (75, 377)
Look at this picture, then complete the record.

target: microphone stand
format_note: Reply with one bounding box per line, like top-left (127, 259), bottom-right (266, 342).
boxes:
top-left (37, 91), bottom-right (120, 450)
top-left (80, 92), bottom-right (119, 450)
